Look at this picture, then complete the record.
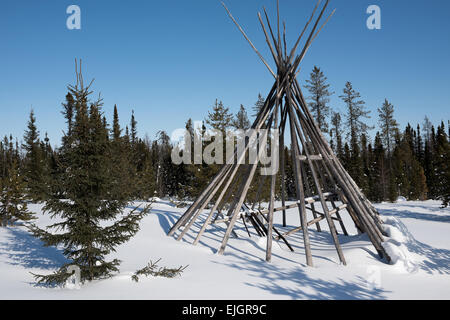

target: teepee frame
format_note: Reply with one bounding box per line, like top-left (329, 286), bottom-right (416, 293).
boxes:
top-left (168, 0), bottom-right (390, 266)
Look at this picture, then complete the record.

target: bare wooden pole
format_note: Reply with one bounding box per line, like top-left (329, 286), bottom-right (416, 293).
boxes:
top-left (262, 7), bottom-right (282, 60)
top-left (258, 12), bottom-right (280, 67)
top-left (257, 208), bottom-right (294, 252)
top-left (266, 85), bottom-right (280, 262)
top-left (287, 91), bottom-right (313, 266)
top-left (279, 126), bottom-right (287, 227)
top-left (300, 161), bottom-right (322, 232)
top-left (287, 0), bottom-right (330, 77)
top-left (249, 213), bottom-right (265, 236)
top-left (242, 215), bottom-right (251, 237)
top-left (283, 21), bottom-right (287, 61)
top-left (277, 0), bottom-right (281, 54)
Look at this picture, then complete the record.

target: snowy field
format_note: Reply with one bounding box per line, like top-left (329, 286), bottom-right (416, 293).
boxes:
top-left (0, 199), bottom-right (449, 299)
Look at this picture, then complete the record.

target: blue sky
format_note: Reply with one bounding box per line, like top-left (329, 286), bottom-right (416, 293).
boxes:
top-left (1, 0), bottom-right (449, 146)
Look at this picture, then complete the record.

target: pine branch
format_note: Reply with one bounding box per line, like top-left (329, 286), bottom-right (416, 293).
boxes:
top-left (132, 258), bottom-right (188, 282)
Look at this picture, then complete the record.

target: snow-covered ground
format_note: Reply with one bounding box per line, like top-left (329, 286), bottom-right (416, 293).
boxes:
top-left (0, 199), bottom-right (449, 299)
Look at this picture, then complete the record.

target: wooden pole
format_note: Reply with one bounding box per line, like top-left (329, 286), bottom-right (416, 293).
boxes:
top-left (300, 162), bottom-right (322, 232)
top-left (287, 91), bottom-right (313, 266)
top-left (266, 84), bottom-right (280, 262)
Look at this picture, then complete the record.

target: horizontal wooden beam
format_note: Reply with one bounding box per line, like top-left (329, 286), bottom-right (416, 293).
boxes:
top-left (275, 204), bottom-right (347, 240)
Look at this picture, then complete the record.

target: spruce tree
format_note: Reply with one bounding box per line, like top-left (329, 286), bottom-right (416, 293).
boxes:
top-left (340, 82), bottom-right (374, 143)
top-left (28, 71), bottom-right (149, 286)
top-left (232, 104), bottom-right (250, 130)
top-left (416, 124), bottom-right (424, 165)
top-left (110, 105), bottom-right (136, 200)
top-left (154, 130), bottom-right (175, 197)
top-left (339, 82), bottom-right (374, 193)
top-left (330, 111), bottom-right (344, 159)
top-left (391, 127), bottom-right (427, 200)
top-left (359, 134), bottom-right (370, 195)
top-left (61, 92), bottom-right (75, 137)
top-left (371, 133), bottom-right (388, 202)
top-left (22, 109), bottom-right (45, 201)
top-left (130, 110), bottom-right (138, 146)
top-left (304, 66), bottom-right (334, 133)
top-left (434, 122), bottom-right (450, 206)
top-left (0, 160), bottom-right (34, 227)
top-left (349, 133), bottom-right (366, 192)
top-left (422, 116), bottom-right (433, 143)
top-left (426, 126), bottom-right (439, 198)
top-left (202, 100), bottom-right (233, 195)
top-left (205, 99), bottom-right (233, 133)
top-left (112, 104), bottom-right (121, 141)
top-left (342, 143), bottom-right (351, 172)
top-left (377, 99), bottom-right (399, 154)
top-left (252, 93), bottom-right (265, 117)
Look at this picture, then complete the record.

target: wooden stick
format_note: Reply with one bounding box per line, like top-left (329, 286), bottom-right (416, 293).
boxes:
top-left (288, 0), bottom-right (322, 63)
top-left (288, 0), bottom-right (330, 77)
top-left (283, 21), bottom-right (287, 61)
top-left (262, 7), bottom-right (283, 63)
top-left (266, 84), bottom-right (280, 262)
top-left (300, 160), bottom-right (322, 232)
top-left (257, 208), bottom-right (294, 252)
top-left (249, 214), bottom-right (265, 237)
top-left (258, 12), bottom-right (280, 67)
top-left (222, 2), bottom-right (276, 78)
top-left (278, 204), bottom-right (345, 239)
top-left (276, 0), bottom-right (281, 56)
top-left (287, 92), bottom-right (313, 266)
top-left (279, 127), bottom-right (287, 227)
top-left (242, 216), bottom-right (251, 237)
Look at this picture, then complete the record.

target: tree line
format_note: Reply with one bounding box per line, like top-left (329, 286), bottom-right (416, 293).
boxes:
top-left (1, 66), bottom-right (449, 229)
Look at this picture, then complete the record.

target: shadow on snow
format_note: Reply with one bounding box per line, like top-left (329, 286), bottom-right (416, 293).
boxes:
top-left (0, 227), bottom-right (68, 270)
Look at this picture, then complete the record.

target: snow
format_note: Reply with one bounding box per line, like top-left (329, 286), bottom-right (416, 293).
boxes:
top-left (0, 199), bottom-right (449, 299)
